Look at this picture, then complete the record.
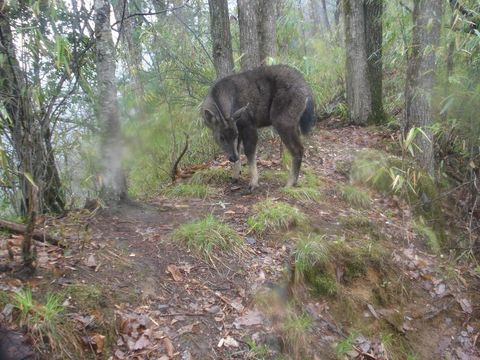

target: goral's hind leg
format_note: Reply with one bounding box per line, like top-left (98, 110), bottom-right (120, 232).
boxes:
top-left (242, 127), bottom-right (259, 191)
top-left (275, 123), bottom-right (304, 187)
top-left (232, 139), bottom-right (242, 182)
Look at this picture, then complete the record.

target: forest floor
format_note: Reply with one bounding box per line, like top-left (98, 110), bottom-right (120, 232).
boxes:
top-left (0, 121), bottom-right (479, 360)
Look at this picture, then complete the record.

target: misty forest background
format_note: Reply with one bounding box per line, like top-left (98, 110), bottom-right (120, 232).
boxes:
top-left (0, 0), bottom-right (479, 258)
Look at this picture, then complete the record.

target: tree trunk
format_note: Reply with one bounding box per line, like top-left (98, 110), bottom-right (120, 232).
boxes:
top-left (311, 0), bottom-right (330, 34)
top-left (257, 0), bottom-right (277, 63)
top-left (365, 0), bottom-right (385, 124)
top-left (321, 0), bottom-right (330, 30)
top-left (237, 0), bottom-right (260, 70)
top-left (343, 0), bottom-right (372, 125)
top-left (0, 6), bottom-right (65, 215)
top-left (113, 0), bottom-right (146, 117)
top-left (405, 0), bottom-right (442, 176)
top-left (334, 0), bottom-right (341, 25)
top-left (208, 0), bottom-right (234, 78)
top-left (94, 0), bottom-right (128, 201)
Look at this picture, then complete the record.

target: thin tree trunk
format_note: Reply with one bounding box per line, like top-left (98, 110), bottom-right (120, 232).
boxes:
top-left (343, 0), bottom-right (372, 125)
top-left (208, 0), bottom-right (234, 78)
top-left (365, 0), bottom-right (385, 124)
top-left (237, 0), bottom-right (260, 70)
top-left (258, 0), bottom-right (277, 64)
top-left (94, 0), bottom-right (128, 201)
top-left (405, 0), bottom-right (442, 176)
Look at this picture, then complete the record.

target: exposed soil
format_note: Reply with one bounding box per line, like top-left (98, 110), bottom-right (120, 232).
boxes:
top-left (0, 123), bottom-right (479, 360)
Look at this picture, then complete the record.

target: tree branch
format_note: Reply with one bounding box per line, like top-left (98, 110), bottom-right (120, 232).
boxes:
top-left (110, 3), bottom-right (189, 30)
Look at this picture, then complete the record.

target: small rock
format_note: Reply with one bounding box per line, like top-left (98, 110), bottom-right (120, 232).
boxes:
top-left (245, 236), bottom-right (256, 245)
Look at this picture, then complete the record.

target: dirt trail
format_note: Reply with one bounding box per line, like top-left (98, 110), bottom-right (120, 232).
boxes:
top-left (1, 124), bottom-right (479, 360)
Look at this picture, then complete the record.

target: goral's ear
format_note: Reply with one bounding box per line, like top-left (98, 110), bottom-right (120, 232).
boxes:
top-left (203, 109), bottom-right (215, 128)
top-left (231, 103), bottom-right (249, 121)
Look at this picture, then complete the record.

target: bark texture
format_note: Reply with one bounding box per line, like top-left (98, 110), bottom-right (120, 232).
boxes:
top-left (0, 7), bottom-right (65, 215)
top-left (94, 0), bottom-right (127, 200)
top-left (365, 0), bottom-right (384, 124)
top-left (257, 0), bottom-right (277, 63)
top-left (343, 0), bottom-right (372, 125)
top-left (405, 0), bottom-right (442, 175)
top-left (237, 0), bottom-right (260, 70)
top-left (208, 0), bottom-right (234, 78)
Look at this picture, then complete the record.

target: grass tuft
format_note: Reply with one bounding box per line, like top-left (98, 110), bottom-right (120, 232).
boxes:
top-left (337, 184), bottom-right (371, 208)
top-left (247, 200), bottom-right (307, 234)
top-left (262, 169), bottom-right (290, 184)
top-left (293, 235), bottom-right (337, 296)
top-left (172, 214), bottom-right (243, 260)
top-left (189, 167), bottom-right (231, 185)
top-left (282, 186), bottom-right (322, 202)
top-left (12, 288), bottom-right (78, 356)
top-left (162, 183), bottom-right (213, 199)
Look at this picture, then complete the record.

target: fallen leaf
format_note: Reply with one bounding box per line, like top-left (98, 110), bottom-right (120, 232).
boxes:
top-left (233, 310), bottom-right (264, 329)
top-left (114, 349), bottom-right (126, 359)
top-left (457, 298), bottom-right (473, 314)
top-left (167, 264), bottom-right (183, 282)
top-left (91, 333), bottom-right (105, 353)
top-left (218, 336), bottom-right (240, 348)
top-left (177, 322), bottom-right (199, 335)
top-left (85, 254), bottom-right (97, 268)
top-left (133, 334), bottom-right (150, 350)
top-left (367, 304), bottom-right (380, 320)
top-left (164, 337), bottom-right (175, 357)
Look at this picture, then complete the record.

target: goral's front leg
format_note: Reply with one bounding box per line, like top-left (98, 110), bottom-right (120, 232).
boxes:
top-left (232, 159), bottom-right (241, 183)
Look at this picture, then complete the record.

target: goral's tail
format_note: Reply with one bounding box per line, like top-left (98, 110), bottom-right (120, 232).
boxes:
top-left (299, 97), bottom-right (316, 135)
